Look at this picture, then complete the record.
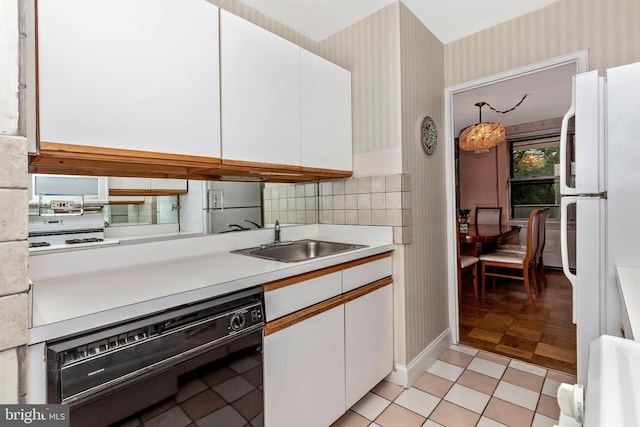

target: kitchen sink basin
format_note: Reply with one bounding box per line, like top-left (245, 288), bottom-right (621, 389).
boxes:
top-left (231, 239), bottom-right (367, 263)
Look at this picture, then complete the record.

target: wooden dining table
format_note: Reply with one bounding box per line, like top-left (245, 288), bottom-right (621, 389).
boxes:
top-left (459, 224), bottom-right (521, 256)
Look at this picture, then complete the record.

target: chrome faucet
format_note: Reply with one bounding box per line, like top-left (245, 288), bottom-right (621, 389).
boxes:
top-left (244, 219), bottom-right (263, 229)
top-left (274, 220), bottom-right (281, 243)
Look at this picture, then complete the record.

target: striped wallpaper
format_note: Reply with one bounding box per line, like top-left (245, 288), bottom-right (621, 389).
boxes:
top-left (445, 0), bottom-right (640, 86)
top-left (398, 3), bottom-right (448, 364)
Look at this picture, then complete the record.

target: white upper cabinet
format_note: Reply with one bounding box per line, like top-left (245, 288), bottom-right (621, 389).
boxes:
top-left (108, 177), bottom-right (187, 193)
top-left (220, 11), bottom-right (301, 166)
top-left (300, 49), bottom-right (353, 171)
top-left (37, 0), bottom-right (221, 158)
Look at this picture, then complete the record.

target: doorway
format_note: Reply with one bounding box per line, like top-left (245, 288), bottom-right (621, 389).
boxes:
top-left (444, 51), bottom-right (588, 373)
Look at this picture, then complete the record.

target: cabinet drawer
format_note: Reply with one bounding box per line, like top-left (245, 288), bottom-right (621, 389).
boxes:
top-left (342, 254), bottom-right (392, 293)
top-left (264, 269), bottom-right (342, 321)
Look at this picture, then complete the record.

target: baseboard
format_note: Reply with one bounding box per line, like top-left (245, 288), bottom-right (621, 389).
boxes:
top-left (385, 328), bottom-right (452, 388)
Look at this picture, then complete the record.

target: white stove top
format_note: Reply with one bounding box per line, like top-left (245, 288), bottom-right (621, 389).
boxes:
top-left (28, 237), bottom-right (120, 253)
top-left (28, 212), bottom-right (120, 253)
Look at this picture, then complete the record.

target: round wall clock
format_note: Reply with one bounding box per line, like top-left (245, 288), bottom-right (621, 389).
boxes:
top-left (421, 116), bottom-right (437, 155)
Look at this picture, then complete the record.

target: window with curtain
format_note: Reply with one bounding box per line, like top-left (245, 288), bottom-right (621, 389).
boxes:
top-left (509, 136), bottom-right (561, 220)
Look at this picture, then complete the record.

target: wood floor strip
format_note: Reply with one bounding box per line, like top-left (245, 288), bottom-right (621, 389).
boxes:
top-left (459, 270), bottom-right (577, 375)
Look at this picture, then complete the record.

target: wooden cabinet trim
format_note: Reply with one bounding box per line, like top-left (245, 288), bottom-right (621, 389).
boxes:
top-left (340, 252), bottom-right (392, 269)
top-left (264, 277), bottom-right (392, 336)
top-left (342, 277), bottom-right (393, 304)
top-left (36, 142), bottom-right (220, 167)
top-left (109, 188), bottom-right (188, 196)
top-left (262, 251), bottom-right (392, 293)
top-left (262, 265), bottom-right (343, 292)
top-left (107, 200), bottom-right (144, 205)
top-left (264, 294), bottom-right (343, 336)
top-left (30, 142), bottom-right (352, 183)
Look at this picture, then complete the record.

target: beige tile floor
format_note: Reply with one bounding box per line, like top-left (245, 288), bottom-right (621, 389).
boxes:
top-left (115, 343), bottom-right (575, 427)
top-left (331, 344), bottom-right (576, 427)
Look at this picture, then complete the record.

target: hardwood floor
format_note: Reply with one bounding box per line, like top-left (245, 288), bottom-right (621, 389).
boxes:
top-left (458, 269), bottom-right (577, 375)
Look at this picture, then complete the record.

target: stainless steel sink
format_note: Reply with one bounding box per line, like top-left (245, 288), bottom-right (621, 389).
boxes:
top-left (231, 239), bottom-right (367, 263)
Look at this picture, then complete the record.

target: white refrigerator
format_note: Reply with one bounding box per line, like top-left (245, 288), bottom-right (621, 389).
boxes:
top-left (179, 180), bottom-right (263, 234)
top-left (559, 61), bottom-right (640, 386)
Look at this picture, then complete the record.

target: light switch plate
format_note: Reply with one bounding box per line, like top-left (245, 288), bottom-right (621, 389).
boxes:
top-left (207, 189), bottom-right (223, 209)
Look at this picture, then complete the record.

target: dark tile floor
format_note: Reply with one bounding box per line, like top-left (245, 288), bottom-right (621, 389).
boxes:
top-left (112, 347), bottom-right (263, 427)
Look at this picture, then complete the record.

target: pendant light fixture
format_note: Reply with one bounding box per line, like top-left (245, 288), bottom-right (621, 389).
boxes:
top-left (459, 95), bottom-right (528, 154)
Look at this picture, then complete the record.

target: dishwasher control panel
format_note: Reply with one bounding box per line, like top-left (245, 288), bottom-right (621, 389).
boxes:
top-left (46, 287), bottom-right (265, 404)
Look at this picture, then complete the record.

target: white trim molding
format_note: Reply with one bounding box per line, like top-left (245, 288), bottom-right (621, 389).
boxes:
top-left (444, 50), bottom-right (589, 345)
top-left (385, 328), bottom-right (452, 388)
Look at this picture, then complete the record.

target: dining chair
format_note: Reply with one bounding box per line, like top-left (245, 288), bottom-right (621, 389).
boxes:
top-left (475, 207), bottom-right (502, 227)
top-left (534, 207), bottom-right (550, 290)
top-left (497, 207), bottom-right (550, 293)
top-left (457, 219), bottom-right (480, 301)
top-left (479, 208), bottom-right (541, 305)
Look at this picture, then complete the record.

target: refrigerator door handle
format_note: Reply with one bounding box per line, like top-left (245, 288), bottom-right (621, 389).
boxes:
top-left (560, 76), bottom-right (577, 196)
top-left (561, 196), bottom-right (578, 323)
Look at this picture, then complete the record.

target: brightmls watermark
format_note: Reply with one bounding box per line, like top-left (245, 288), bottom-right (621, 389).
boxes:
top-left (0, 405), bottom-right (68, 426)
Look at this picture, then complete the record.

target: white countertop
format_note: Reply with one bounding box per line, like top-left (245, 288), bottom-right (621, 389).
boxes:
top-left (28, 225), bottom-right (394, 344)
top-left (616, 266), bottom-right (640, 341)
top-left (583, 335), bottom-right (640, 426)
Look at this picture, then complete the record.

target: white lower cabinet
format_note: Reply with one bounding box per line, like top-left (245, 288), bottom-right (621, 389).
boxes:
top-left (263, 254), bottom-right (394, 427)
top-left (263, 305), bottom-right (346, 427)
top-left (345, 283), bottom-right (394, 408)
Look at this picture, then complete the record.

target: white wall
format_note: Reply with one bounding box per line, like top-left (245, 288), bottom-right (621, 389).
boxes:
top-left (0, 0), bottom-right (20, 133)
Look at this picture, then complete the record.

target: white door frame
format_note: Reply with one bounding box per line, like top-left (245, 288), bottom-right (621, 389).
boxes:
top-left (444, 50), bottom-right (589, 343)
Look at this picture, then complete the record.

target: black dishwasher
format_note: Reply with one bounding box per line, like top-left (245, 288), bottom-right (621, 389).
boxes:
top-left (46, 286), bottom-right (264, 427)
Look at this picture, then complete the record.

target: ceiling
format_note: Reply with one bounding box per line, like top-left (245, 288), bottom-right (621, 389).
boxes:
top-left (234, 0), bottom-right (561, 44)
top-left (452, 62), bottom-right (576, 135)
top-left (233, 0), bottom-right (572, 135)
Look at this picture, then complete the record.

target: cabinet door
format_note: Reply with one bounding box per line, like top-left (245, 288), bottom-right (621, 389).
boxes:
top-left (300, 49), bottom-right (353, 171)
top-left (109, 178), bottom-right (150, 191)
top-left (109, 177), bottom-right (187, 194)
top-left (30, 174), bottom-right (109, 205)
top-left (37, 0), bottom-right (221, 158)
top-left (345, 283), bottom-right (393, 408)
top-left (264, 305), bottom-right (345, 427)
top-left (220, 11), bottom-right (301, 166)
top-left (150, 179), bottom-right (187, 192)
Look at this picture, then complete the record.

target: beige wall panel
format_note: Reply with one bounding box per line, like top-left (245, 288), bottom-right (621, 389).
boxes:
top-left (445, 0), bottom-right (640, 86)
top-left (398, 4), bottom-right (447, 362)
top-left (319, 4), bottom-right (402, 158)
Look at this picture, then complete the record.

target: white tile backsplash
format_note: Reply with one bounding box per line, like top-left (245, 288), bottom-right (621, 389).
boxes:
top-left (263, 174), bottom-right (412, 243)
top-left (345, 178), bottom-right (358, 194)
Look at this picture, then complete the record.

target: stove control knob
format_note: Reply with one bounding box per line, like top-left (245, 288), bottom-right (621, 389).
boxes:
top-left (230, 313), bottom-right (245, 331)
